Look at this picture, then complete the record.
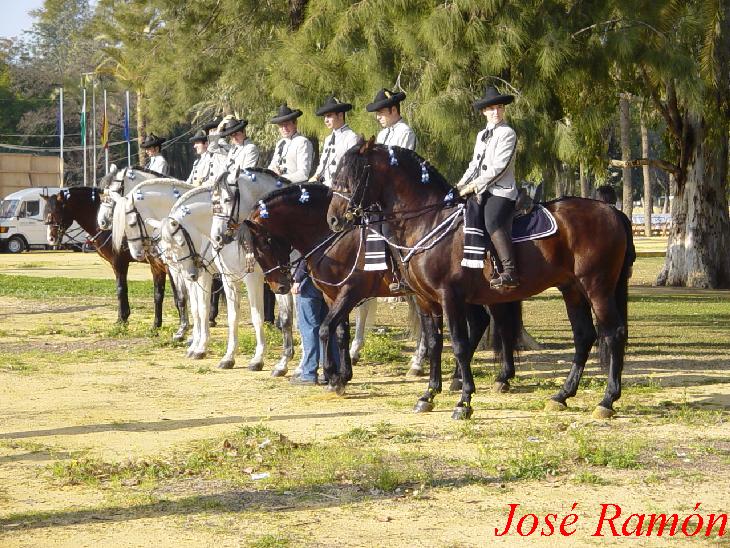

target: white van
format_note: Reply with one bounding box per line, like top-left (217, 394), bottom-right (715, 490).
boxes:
top-left (0, 187), bottom-right (88, 253)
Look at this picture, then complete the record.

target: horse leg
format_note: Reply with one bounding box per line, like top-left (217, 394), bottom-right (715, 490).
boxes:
top-left (335, 319), bottom-right (352, 384)
top-left (185, 277), bottom-right (199, 356)
top-left (442, 293), bottom-right (476, 420)
top-left (271, 293), bottom-right (294, 376)
top-left (350, 299), bottom-right (377, 365)
top-left (585, 285), bottom-right (626, 419)
top-left (209, 273), bottom-right (223, 327)
top-left (487, 302), bottom-right (520, 393)
top-left (448, 304), bottom-right (491, 392)
top-left (406, 296), bottom-right (428, 376)
top-left (113, 258), bottom-right (131, 323)
top-left (319, 291), bottom-right (358, 394)
top-left (151, 264), bottom-right (166, 329)
top-left (217, 275), bottom-right (240, 369)
top-left (189, 271), bottom-right (212, 359)
top-left (414, 310), bottom-right (444, 413)
top-left (245, 271), bottom-right (266, 371)
top-left (169, 267), bottom-right (190, 342)
top-left (546, 284), bottom-right (598, 411)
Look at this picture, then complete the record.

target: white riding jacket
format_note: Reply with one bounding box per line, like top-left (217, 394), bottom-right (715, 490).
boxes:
top-left (458, 121), bottom-right (517, 200)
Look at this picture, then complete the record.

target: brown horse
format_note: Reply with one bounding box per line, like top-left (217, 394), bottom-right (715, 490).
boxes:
top-left (327, 140), bottom-right (633, 420)
top-left (42, 187), bottom-right (188, 337)
top-left (243, 184), bottom-right (522, 395)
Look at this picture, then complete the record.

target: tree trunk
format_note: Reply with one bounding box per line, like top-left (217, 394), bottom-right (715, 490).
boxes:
top-left (136, 89), bottom-right (145, 167)
top-left (657, 113), bottom-right (730, 288)
top-left (640, 114), bottom-right (652, 237)
top-left (619, 94), bottom-right (633, 219)
top-left (289, 0), bottom-right (308, 30)
top-left (579, 161), bottom-right (589, 197)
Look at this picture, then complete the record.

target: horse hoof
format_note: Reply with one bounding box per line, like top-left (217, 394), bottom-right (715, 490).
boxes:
top-left (335, 384), bottom-right (346, 396)
top-left (349, 353), bottom-right (360, 366)
top-left (493, 381), bottom-right (510, 393)
top-left (191, 351), bottom-right (207, 360)
top-left (407, 366), bottom-right (425, 377)
top-left (172, 332), bottom-right (186, 343)
top-left (270, 367), bottom-right (288, 378)
top-left (592, 406), bottom-right (615, 420)
top-left (545, 399), bottom-right (568, 412)
top-left (451, 405), bottom-right (473, 420)
top-left (217, 359), bottom-right (234, 370)
top-left (449, 379), bottom-right (463, 392)
top-left (209, 319), bottom-right (217, 327)
top-left (247, 362), bottom-right (264, 372)
top-left (414, 400), bottom-right (434, 413)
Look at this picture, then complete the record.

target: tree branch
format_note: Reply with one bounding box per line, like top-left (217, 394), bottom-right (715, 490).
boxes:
top-left (609, 158), bottom-right (680, 175)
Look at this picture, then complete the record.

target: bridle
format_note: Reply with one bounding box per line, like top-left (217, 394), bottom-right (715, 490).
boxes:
top-left (211, 170), bottom-right (241, 248)
top-left (123, 193), bottom-right (155, 255)
top-left (331, 159), bottom-right (373, 224)
top-left (167, 216), bottom-right (209, 270)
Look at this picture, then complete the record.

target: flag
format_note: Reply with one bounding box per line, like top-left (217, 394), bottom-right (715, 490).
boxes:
top-left (100, 112), bottom-right (109, 150)
top-left (80, 91), bottom-right (87, 147)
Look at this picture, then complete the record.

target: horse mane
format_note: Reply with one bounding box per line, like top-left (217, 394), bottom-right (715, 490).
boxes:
top-left (111, 193), bottom-right (128, 252)
top-left (61, 186), bottom-right (102, 203)
top-left (243, 167), bottom-right (291, 183)
top-left (258, 183), bottom-right (328, 207)
top-left (126, 178), bottom-right (193, 196)
top-left (171, 186), bottom-right (211, 211)
top-left (375, 144), bottom-right (453, 194)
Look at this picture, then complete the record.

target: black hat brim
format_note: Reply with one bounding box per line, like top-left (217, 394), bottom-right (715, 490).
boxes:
top-left (189, 135), bottom-right (207, 143)
top-left (270, 110), bottom-right (303, 124)
top-left (315, 103), bottom-right (352, 116)
top-left (141, 138), bottom-right (165, 149)
top-left (473, 94), bottom-right (514, 110)
top-left (219, 120), bottom-right (248, 137)
top-left (366, 91), bottom-right (406, 112)
top-left (202, 120), bottom-right (220, 131)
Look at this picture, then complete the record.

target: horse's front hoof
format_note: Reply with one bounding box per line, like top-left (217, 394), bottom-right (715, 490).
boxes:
top-left (190, 351), bottom-right (207, 360)
top-left (270, 367), bottom-right (287, 378)
top-left (414, 400), bottom-right (434, 413)
top-left (335, 384), bottom-right (346, 396)
top-left (592, 405), bottom-right (615, 420)
top-left (545, 399), bottom-right (568, 412)
top-left (493, 381), bottom-right (510, 393)
top-left (407, 366), bottom-right (425, 377)
top-left (172, 331), bottom-right (186, 343)
top-left (247, 362), bottom-right (264, 372)
top-left (209, 319), bottom-right (217, 327)
top-left (217, 359), bottom-right (234, 370)
top-left (449, 379), bottom-right (463, 392)
top-left (451, 405), bottom-right (473, 420)
top-left (349, 352), bottom-right (360, 366)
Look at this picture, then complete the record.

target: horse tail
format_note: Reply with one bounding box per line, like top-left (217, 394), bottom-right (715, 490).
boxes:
top-left (112, 195), bottom-right (127, 252)
top-left (491, 301), bottom-right (521, 362)
top-left (406, 294), bottom-right (420, 341)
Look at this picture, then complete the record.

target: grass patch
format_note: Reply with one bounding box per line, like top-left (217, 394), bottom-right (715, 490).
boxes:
top-left (248, 535), bottom-right (291, 548)
top-left (0, 273), bottom-right (162, 300)
top-left (572, 471), bottom-right (610, 485)
top-left (51, 425), bottom-right (434, 494)
top-left (360, 333), bottom-right (407, 364)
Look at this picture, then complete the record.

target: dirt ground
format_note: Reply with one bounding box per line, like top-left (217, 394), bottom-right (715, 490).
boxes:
top-left (0, 251), bottom-right (728, 547)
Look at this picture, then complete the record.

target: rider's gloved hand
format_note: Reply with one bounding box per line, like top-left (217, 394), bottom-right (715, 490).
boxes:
top-left (458, 182), bottom-right (476, 198)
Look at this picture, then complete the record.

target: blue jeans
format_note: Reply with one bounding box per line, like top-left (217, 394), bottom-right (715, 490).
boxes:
top-left (296, 278), bottom-right (340, 381)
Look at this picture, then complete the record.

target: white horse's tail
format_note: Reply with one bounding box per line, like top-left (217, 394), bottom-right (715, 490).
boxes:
top-left (406, 294), bottom-right (420, 341)
top-left (111, 194), bottom-right (128, 252)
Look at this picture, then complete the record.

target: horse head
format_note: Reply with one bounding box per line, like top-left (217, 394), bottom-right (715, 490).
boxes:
top-left (243, 219), bottom-right (292, 294)
top-left (153, 215), bottom-right (201, 282)
top-left (42, 190), bottom-right (73, 246)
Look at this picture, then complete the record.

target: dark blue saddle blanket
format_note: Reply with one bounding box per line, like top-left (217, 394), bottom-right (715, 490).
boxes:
top-left (462, 201), bottom-right (557, 268)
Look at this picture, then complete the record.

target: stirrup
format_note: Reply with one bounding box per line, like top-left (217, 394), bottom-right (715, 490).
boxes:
top-left (490, 273), bottom-right (519, 289)
top-left (388, 281), bottom-right (410, 293)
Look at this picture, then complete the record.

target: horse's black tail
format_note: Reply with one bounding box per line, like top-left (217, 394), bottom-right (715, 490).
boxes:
top-left (491, 300), bottom-right (522, 362)
top-left (599, 209), bottom-right (634, 367)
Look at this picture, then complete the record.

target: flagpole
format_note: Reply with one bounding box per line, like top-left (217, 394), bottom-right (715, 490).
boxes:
top-left (59, 87), bottom-right (64, 186)
top-left (82, 86), bottom-right (87, 187)
top-left (104, 89), bottom-right (109, 174)
top-left (125, 91), bottom-right (131, 168)
top-left (91, 77), bottom-right (97, 187)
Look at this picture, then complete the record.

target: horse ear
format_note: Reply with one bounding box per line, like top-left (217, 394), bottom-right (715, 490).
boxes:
top-left (146, 219), bottom-right (162, 230)
top-left (109, 164), bottom-right (118, 175)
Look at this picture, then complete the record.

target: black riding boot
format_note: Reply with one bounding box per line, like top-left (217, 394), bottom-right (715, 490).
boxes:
top-left (489, 227), bottom-right (519, 289)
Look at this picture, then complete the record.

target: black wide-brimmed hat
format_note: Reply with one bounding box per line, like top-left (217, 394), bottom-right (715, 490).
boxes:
top-left (315, 96), bottom-right (353, 116)
top-left (202, 117), bottom-right (222, 132)
top-left (141, 133), bottom-right (165, 149)
top-left (366, 88), bottom-right (406, 112)
top-left (473, 86), bottom-right (514, 110)
top-left (189, 130), bottom-right (208, 143)
top-left (219, 118), bottom-right (248, 137)
top-left (270, 104), bottom-right (303, 124)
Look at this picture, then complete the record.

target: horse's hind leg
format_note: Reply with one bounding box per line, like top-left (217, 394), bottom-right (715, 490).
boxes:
top-left (414, 309), bottom-right (444, 413)
top-left (350, 299), bottom-right (377, 365)
top-left (217, 275), bottom-right (240, 369)
top-left (449, 304), bottom-right (490, 392)
top-left (484, 302), bottom-right (518, 393)
top-left (244, 271), bottom-right (266, 371)
top-left (547, 283), bottom-right (598, 411)
top-left (151, 265), bottom-right (166, 329)
top-left (168, 267), bottom-right (189, 342)
top-left (271, 293), bottom-right (294, 377)
top-left (406, 296), bottom-right (428, 376)
top-left (113, 258), bottom-right (131, 323)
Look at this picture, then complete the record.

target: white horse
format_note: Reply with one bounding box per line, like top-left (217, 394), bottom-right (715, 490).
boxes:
top-left (109, 179), bottom-right (206, 349)
top-left (152, 184), bottom-right (294, 373)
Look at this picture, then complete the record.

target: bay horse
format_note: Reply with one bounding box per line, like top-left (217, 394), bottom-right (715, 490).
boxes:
top-left (242, 184), bottom-right (521, 395)
top-left (42, 187), bottom-right (188, 336)
top-left (327, 140), bottom-right (633, 420)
